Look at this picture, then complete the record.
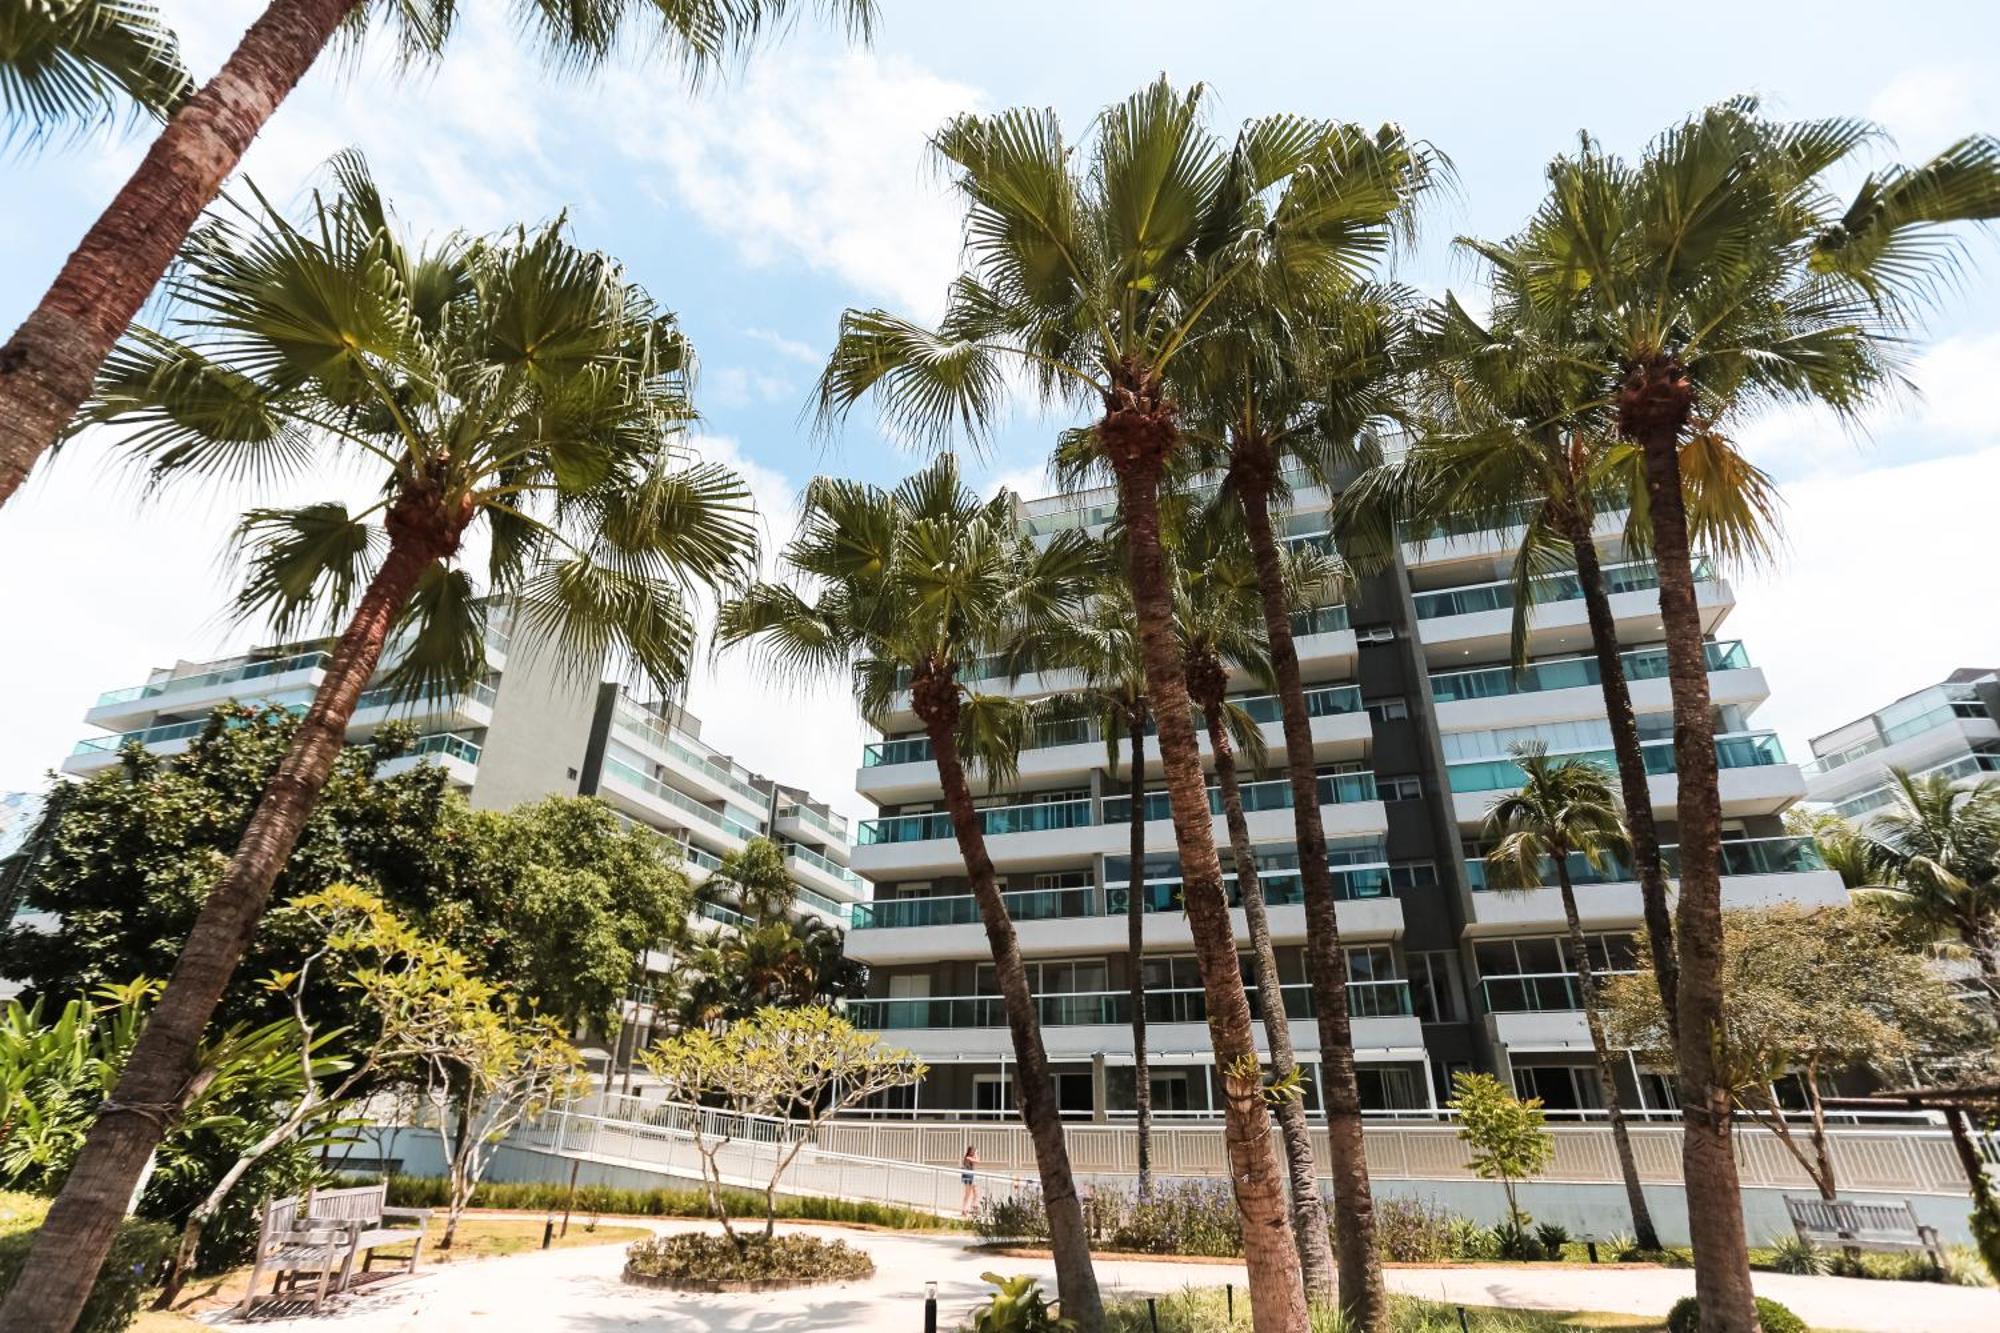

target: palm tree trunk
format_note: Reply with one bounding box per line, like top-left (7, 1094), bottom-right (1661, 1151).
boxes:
top-left (1559, 505), bottom-right (1679, 1037)
top-left (0, 0), bottom-right (364, 508)
top-left (1636, 417), bottom-right (1760, 1333)
top-left (912, 677), bottom-right (1104, 1333)
top-left (0, 524), bottom-right (442, 1332)
top-left (1128, 719), bottom-right (1154, 1200)
top-left (1110, 429), bottom-right (1309, 1333)
top-left (1549, 858), bottom-right (1660, 1251)
top-left (1236, 454), bottom-right (1385, 1329)
top-left (1203, 697), bottom-right (1339, 1305)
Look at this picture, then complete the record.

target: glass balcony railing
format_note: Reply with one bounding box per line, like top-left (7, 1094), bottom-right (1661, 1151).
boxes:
top-left (1412, 558), bottom-right (1714, 621)
top-left (354, 680), bottom-right (499, 713)
top-left (1832, 749), bottom-right (2000, 819)
top-left (1480, 971), bottom-right (1639, 1014)
top-left (1291, 604), bottom-right (1350, 638)
top-left (778, 802), bottom-right (849, 842)
top-left (602, 757), bottom-right (762, 842)
top-left (1428, 641), bottom-right (1748, 703)
top-left (1803, 699), bottom-right (1992, 776)
top-left (1102, 771), bottom-right (1379, 823)
top-left (1464, 835), bottom-right (1827, 890)
top-left (787, 842), bottom-right (867, 892)
top-left (862, 736), bottom-right (935, 768)
top-left (676, 843), bottom-right (723, 872)
top-left (850, 885), bottom-right (1096, 930)
top-left (94, 650), bottom-right (332, 708)
top-left (848, 980), bottom-right (1412, 1031)
top-left (695, 899), bottom-right (750, 929)
top-left (793, 883), bottom-right (850, 920)
top-left (406, 732), bottom-right (483, 766)
top-left (1445, 731), bottom-right (1786, 794)
top-left (611, 698), bottom-right (769, 812)
top-left (1106, 861), bottom-right (1396, 915)
top-left (857, 798), bottom-right (1094, 846)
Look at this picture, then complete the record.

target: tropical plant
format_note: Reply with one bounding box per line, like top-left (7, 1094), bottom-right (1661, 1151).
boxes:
top-left (640, 1006), bottom-right (923, 1242)
top-left (710, 836), bottom-right (798, 926)
top-left (1448, 1071), bottom-right (1552, 1231)
top-left (0, 161), bottom-right (760, 1330)
top-left (1851, 770), bottom-right (2000, 991)
top-left (1481, 743), bottom-right (1658, 1249)
top-left (813, 80), bottom-right (1441, 1333)
top-left (715, 457), bottom-right (1105, 1328)
top-left (1484, 99), bottom-right (2000, 1327)
top-left (969, 1273), bottom-right (1077, 1333)
top-left (0, 0), bottom-right (190, 149)
top-left (0, 0), bottom-right (877, 511)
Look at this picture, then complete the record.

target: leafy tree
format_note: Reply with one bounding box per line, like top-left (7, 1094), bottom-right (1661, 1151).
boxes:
top-left (0, 0), bottom-right (877, 509)
top-left (1449, 1071), bottom-right (1552, 1230)
top-left (1851, 771), bottom-right (2000, 992)
top-left (1604, 906), bottom-right (1970, 1203)
top-left (5, 159), bottom-right (762, 1329)
top-left (717, 458), bottom-right (1106, 1329)
top-left (815, 82), bottom-right (1438, 1333)
top-left (708, 836), bottom-right (796, 926)
top-left (641, 1006), bottom-right (923, 1242)
top-left (0, 0), bottom-right (190, 149)
top-left (1485, 101), bottom-right (2000, 1327)
top-left (1481, 743), bottom-right (1657, 1250)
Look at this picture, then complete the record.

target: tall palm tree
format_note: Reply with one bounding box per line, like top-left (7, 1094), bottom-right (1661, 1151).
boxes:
top-left (815, 82), bottom-right (1436, 1331)
top-left (715, 459), bottom-right (1105, 1331)
top-left (1855, 770), bottom-right (2000, 990)
top-left (0, 0), bottom-right (191, 147)
top-left (1176, 525), bottom-right (1341, 1303)
top-left (0, 0), bottom-right (876, 510)
top-left (1481, 743), bottom-right (1659, 1251)
top-left (714, 835), bottom-right (799, 926)
top-left (1180, 278), bottom-right (1437, 1322)
top-left (1489, 100), bottom-right (2000, 1330)
top-left (0, 160), bottom-right (760, 1331)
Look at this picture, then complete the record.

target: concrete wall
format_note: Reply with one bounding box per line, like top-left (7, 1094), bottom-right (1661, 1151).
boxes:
top-left (468, 641), bottom-right (601, 811)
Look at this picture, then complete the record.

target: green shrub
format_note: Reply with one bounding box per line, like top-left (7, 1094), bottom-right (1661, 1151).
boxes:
top-left (1445, 1217), bottom-right (1499, 1260)
top-left (1490, 1218), bottom-right (1543, 1261)
top-left (623, 1231), bottom-right (873, 1285)
top-left (1110, 1181), bottom-right (1242, 1258)
top-left (1374, 1197), bottom-right (1459, 1263)
top-left (0, 1218), bottom-right (174, 1333)
top-left (974, 1188), bottom-right (1051, 1243)
top-left (968, 1273), bottom-right (1075, 1332)
top-left (1666, 1296), bottom-right (1806, 1333)
top-left (1532, 1222), bottom-right (1569, 1256)
top-left (377, 1174), bottom-right (952, 1230)
top-left (1763, 1233), bottom-right (1825, 1276)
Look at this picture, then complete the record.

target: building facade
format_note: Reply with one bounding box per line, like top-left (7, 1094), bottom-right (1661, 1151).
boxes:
top-left (841, 480), bottom-right (1849, 1122)
top-left (1802, 669), bottom-right (2000, 822)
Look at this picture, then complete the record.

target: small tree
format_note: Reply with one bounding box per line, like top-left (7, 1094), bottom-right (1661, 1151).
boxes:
top-left (1450, 1071), bottom-right (1552, 1229)
top-left (423, 1008), bottom-right (586, 1249)
top-left (1603, 905), bottom-right (1968, 1201)
top-left (641, 1006), bottom-right (924, 1242)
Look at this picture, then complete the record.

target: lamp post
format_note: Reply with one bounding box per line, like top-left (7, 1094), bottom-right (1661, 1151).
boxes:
top-left (923, 1280), bottom-right (938, 1333)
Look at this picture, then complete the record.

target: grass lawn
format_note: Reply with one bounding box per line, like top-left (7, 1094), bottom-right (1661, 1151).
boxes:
top-left (1104, 1289), bottom-right (1672, 1331)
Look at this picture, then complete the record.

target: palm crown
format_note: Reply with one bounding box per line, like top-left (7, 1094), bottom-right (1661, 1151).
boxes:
top-left (80, 154), bottom-right (759, 703)
top-left (0, 0), bottom-right (191, 147)
top-left (1481, 742), bottom-right (1630, 892)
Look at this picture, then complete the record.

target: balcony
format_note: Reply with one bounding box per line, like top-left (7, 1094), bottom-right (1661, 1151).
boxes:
top-left (847, 979), bottom-right (1412, 1032)
top-left (1465, 835), bottom-right (1826, 890)
top-left (86, 650), bottom-right (333, 730)
top-left (610, 697), bottom-right (769, 815)
top-left (599, 757), bottom-right (760, 851)
top-left (1446, 731), bottom-right (1786, 795)
top-left (1479, 970), bottom-right (1638, 1014)
top-left (776, 802), bottom-right (850, 845)
top-left (1831, 749), bottom-right (2000, 820)
top-left (850, 885), bottom-right (1096, 930)
top-left (373, 731), bottom-right (483, 785)
top-left (1429, 641), bottom-right (1747, 704)
top-left (786, 841), bottom-right (869, 905)
top-left (858, 797), bottom-right (1095, 846)
top-left (1101, 772), bottom-right (1379, 823)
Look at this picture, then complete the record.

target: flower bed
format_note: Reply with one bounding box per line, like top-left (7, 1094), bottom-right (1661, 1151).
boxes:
top-left (622, 1232), bottom-right (875, 1292)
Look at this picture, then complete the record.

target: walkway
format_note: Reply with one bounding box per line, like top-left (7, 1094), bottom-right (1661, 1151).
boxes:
top-left (210, 1217), bottom-right (2000, 1332)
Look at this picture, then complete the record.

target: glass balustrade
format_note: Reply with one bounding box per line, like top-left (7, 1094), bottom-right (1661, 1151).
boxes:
top-left (787, 842), bottom-right (867, 891)
top-left (1429, 641), bottom-right (1748, 703)
top-left (407, 732), bottom-right (483, 765)
top-left (1102, 771), bottom-right (1378, 823)
top-left (611, 698), bottom-right (768, 810)
top-left (1291, 604), bottom-right (1351, 638)
top-left (1464, 835), bottom-right (1826, 890)
top-left (354, 681), bottom-right (498, 713)
top-left (1106, 862), bottom-right (1395, 915)
top-left (857, 798), bottom-right (1095, 845)
top-left (94, 650), bottom-right (332, 708)
top-left (779, 802), bottom-right (849, 841)
top-left (1445, 731), bottom-right (1785, 793)
top-left (848, 980), bottom-right (1411, 1030)
top-left (793, 884), bottom-right (849, 919)
top-left (1413, 558), bottom-right (1714, 621)
top-left (850, 885), bottom-right (1096, 929)
top-left (1480, 971), bottom-right (1638, 1013)
top-left (602, 758), bottom-right (761, 841)
top-left (695, 900), bottom-right (749, 929)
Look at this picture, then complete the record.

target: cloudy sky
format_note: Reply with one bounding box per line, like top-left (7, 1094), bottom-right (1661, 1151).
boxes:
top-left (2, 0), bottom-right (1997, 819)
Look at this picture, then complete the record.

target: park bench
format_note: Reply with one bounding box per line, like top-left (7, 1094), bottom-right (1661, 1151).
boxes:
top-left (301, 1182), bottom-right (434, 1287)
top-left (1784, 1195), bottom-right (1945, 1264)
top-left (238, 1196), bottom-right (349, 1317)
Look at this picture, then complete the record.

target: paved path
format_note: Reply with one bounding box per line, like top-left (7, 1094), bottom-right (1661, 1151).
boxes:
top-left (209, 1217), bottom-right (2000, 1332)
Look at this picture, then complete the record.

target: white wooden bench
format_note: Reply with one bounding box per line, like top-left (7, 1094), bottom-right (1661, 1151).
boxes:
top-left (302, 1183), bottom-right (434, 1288)
top-left (238, 1197), bottom-right (348, 1316)
top-left (1784, 1195), bottom-right (1945, 1264)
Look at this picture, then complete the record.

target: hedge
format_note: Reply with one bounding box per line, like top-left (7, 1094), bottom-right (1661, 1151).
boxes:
top-left (0, 1214), bottom-right (175, 1333)
top-left (375, 1175), bottom-right (958, 1231)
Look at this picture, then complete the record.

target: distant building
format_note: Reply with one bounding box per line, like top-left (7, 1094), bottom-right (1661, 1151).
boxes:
top-left (1803, 669), bottom-right (2000, 821)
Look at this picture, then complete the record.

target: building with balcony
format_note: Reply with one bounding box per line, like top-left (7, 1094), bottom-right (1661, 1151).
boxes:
top-left (841, 479), bottom-right (1847, 1123)
top-left (1802, 668), bottom-right (2000, 821)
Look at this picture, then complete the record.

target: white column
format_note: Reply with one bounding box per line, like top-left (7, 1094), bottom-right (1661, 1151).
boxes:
top-left (1628, 1051), bottom-right (1650, 1115)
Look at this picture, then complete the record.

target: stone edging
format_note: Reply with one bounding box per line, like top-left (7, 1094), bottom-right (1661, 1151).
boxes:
top-left (621, 1268), bottom-right (854, 1294)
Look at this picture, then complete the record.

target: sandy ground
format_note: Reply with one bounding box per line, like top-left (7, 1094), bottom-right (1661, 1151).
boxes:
top-left (205, 1216), bottom-right (2000, 1332)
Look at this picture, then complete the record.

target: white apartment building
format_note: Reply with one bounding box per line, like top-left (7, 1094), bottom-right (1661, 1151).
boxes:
top-left (840, 482), bottom-right (1849, 1123)
top-left (1802, 669), bottom-right (2000, 821)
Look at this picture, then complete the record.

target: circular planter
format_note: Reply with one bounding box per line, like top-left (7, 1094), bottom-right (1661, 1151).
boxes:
top-left (622, 1268), bottom-right (844, 1294)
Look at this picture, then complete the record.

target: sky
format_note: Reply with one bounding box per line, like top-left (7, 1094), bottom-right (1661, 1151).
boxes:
top-left (2, 0), bottom-right (1998, 819)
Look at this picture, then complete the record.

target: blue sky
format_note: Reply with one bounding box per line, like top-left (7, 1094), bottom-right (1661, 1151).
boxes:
top-left (3, 0), bottom-right (1998, 815)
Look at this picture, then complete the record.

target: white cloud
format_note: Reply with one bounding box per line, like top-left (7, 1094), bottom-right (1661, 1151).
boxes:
top-left (607, 49), bottom-right (980, 316)
top-left (705, 366), bottom-right (797, 410)
top-left (1727, 444), bottom-right (2000, 760)
top-left (744, 327), bottom-right (823, 365)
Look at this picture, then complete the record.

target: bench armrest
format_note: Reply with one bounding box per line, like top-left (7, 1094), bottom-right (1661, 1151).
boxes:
top-left (380, 1206), bottom-right (434, 1222)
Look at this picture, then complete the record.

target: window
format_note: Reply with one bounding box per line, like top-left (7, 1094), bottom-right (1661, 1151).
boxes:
top-left (1474, 933), bottom-right (1637, 977)
top-left (1513, 1064), bottom-right (1601, 1115)
top-left (1052, 1070), bottom-right (1095, 1116)
top-left (1388, 860), bottom-right (1438, 891)
top-left (1378, 774), bottom-right (1424, 801)
top-left (1346, 945), bottom-right (1400, 982)
top-left (1365, 697), bottom-right (1410, 722)
top-left (983, 958), bottom-right (1107, 995)
top-left (973, 1074), bottom-right (1012, 1113)
top-left (1356, 1065), bottom-right (1424, 1111)
top-left (1355, 623), bottom-right (1396, 644)
top-left (1142, 955), bottom-right (1204, 991)
top-left (1407, 951), bottom-right (1464, 1024)
top-left (1032, 870), bottom-right (1093, 890)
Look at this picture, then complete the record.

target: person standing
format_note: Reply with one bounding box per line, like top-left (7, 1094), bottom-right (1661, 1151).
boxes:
top-left (960, 1145), bottom-right (981, 1216)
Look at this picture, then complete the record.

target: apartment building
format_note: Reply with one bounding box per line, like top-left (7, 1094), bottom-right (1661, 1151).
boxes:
top-left (841, 481), bottom-right (1849, 1122)
top-left (1802, 668), bottom-right (2000, 821)
top-left (55, 603), bottom-right (864, 957)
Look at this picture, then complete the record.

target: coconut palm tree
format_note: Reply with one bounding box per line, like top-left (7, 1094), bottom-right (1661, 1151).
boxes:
top-left (814, 82), bottom-right (1438, 1331)
top-left (0, 0), bottom-right (876, 510)
top-left (1854, 770), bottom-right (2000, 990)
top-left (1175, 524), bottom-right (1341, 1302)
top-left (0, 0), bottom-right (191, 147)
top-left (1481, 743), bottom-right (1659, 1250)
top-left (1487, 99), bottom-right (2000, 1330)
top-left (714, 458), bottom-right (1105, 1330)
top-left (0, 159), bottom-right (760, 1331)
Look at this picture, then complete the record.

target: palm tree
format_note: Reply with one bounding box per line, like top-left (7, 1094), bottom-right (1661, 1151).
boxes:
top-left (815, 82), bottom-right (1437, 1331)
top-left (1179, 278), bottom-right (1438, 1323)
top-left (1855, 770), bottom-right (2000, 990)
top-left (1481, 743), bottom-right (1659, 1251)
top-left (1175, 525), bottom-right (1341, 1302)
top-left (0, 0), bottom-right (191, 147)
top-left (1489, 100), bottom-right (2000, 1330)
top-left (0, 0), bottom-right (876, 510)
top-left (0, 160), bottom-right (760, 1331)
top-left (715, 458), bottom-right (1105, 1331)
top-left (714, 836), bottom-right (799, 925)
